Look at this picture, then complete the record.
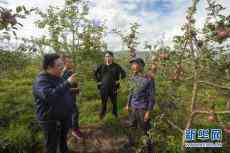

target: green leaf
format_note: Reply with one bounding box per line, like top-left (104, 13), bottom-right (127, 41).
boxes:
top-left (12, 31), bottom-right (17, 37)
top-left (12, 27), bottom-right (17, 30)
top-left (17, 23), bottom-right (23, 27)
top-left (22, 5), bottom-right (26, 12)
top-left (16, 6), bottom-right (22, 13)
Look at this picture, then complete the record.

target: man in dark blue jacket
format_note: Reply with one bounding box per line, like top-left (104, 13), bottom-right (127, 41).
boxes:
top-left (33, 53), bottom-right (77, 153)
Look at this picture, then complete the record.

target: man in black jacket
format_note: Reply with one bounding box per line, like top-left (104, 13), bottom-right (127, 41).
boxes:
top-left (33, 53), bottom-right (77, 153)
top-left (94, 51), bottom-right (126, 119)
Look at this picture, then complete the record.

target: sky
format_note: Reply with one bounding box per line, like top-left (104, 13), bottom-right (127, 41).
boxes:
top-left (1, 0), bottom-right (230, 51)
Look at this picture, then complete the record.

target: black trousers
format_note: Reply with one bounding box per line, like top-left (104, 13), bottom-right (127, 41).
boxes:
top-left (39, 119), bottom-right (71, 153)
top-left (128, 108), bottom-right (154, 153)
top-left (129, 108), bottom-right (150, 134)
top-left (72, 103), bottom-right (79, 129)
top-left (100, 86), bottom-right (118, 118)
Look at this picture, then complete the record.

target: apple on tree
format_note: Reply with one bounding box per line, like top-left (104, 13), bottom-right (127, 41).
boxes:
top-left (159, 52), bottom-right (169, 60)
top-left (208, 113), bottom-right (216, 123)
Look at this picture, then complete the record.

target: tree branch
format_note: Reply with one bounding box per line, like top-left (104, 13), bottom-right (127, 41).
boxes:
top-left (159, 114), bottom-right (184, 134)
top-left (193, 110), bottom-right (230, 115)
top-left (199, 81), bottom-right (230, 90)
top-left (165, 118), bottom-right (184, 134)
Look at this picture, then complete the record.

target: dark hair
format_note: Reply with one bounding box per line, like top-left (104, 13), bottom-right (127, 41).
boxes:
top-left (42, 53), bottom-right (60, 70)
top-left (129, 58), bottom-right (145, 68)
top-left (104, 51), bottom-right (114, 57)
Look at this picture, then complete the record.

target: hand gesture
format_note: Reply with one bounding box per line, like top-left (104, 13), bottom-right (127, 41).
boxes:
top-left (124, 105), bottom-right (129, 112)
top-left (144, 111), bottom-right (150, 122)
top-left (67, 73), bottom-right (77, 85)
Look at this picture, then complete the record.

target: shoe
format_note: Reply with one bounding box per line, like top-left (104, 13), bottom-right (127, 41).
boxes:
top-left (72, 128), bottom-right (83, 139)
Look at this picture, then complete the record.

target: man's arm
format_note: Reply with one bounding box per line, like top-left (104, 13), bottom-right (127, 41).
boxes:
top-left (126, 78), bottom-right (134, 110)
top-left (94, 64), bottom-right (102, 82)
top-left (125, 93), bottom-right (133, 111)
top-left (34, 78), bottom-right (71, 103)
top-left (127, 93), bottom-right (133, 107)
top-left (147, 79), bottom-right (155, 111)
top-left (143, 79), bottom-right (155, 122)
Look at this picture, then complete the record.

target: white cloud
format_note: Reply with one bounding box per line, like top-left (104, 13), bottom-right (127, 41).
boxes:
top-left (87, 0), bottom-right (192, 51)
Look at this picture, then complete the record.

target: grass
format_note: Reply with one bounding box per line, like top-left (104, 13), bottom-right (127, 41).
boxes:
top-left (78, 91), bottom-right (130, 138)
top-left (79, 99), bottom-right (101, 125)
top-left (79, 96), bottom-right (128, 123)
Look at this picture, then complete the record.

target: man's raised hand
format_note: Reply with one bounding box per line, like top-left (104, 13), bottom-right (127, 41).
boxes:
top-left (124, 105), bottom-right (129, 112)
top-left (67, 73), bottom-right (77, 85)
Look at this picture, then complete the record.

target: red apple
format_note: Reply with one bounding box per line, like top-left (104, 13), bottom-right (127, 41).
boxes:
top-left (208, 114), bottom-right (216, 123)
top-left (224, 126), bottom-right (230, 134)
top-left (217, 30), bottom-right (229, 38)
top-left (159, 53), bottom-right (169, 60)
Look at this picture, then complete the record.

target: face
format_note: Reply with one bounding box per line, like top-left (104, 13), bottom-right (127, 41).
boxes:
top-left (104, 53), bottom-right (113, 64)
top-left (131, 63), bottom-right (141, 73)
top-left (64, 57), bottom-right (74, 69)
top-left (49, 58), bottom-right (64, 77)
